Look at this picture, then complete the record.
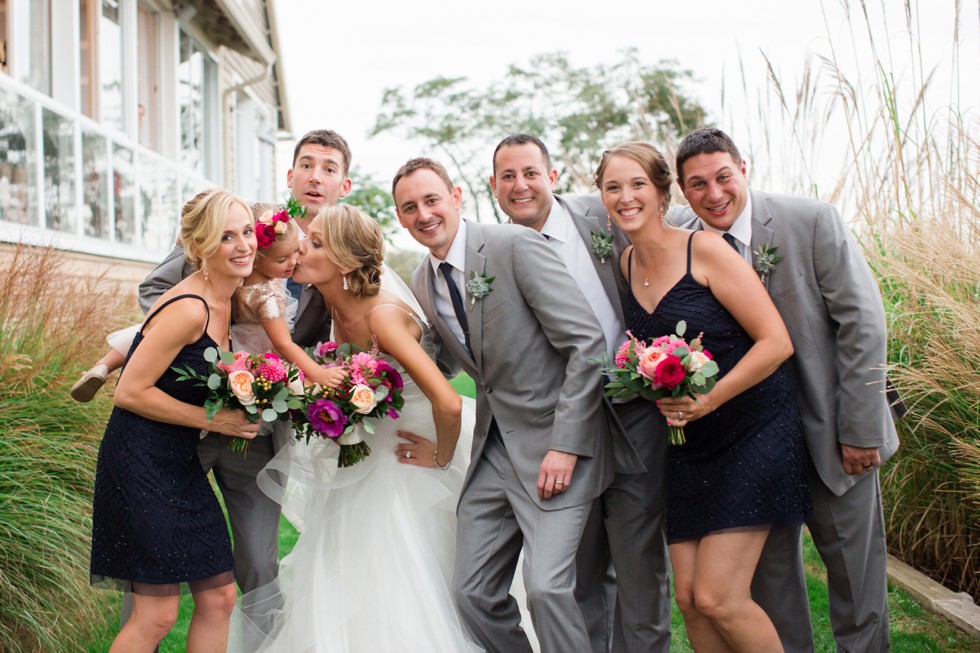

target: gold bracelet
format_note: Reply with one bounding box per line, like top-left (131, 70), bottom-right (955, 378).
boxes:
top-left (433, 447), bottom-right (452, 470)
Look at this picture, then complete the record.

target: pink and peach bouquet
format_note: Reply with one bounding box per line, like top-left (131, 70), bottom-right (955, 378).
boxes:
top-left (293, 341), bottom-right (405, 467)
top-left (172, 347), bottom-right (304, 453)
top-left (602, 321), bottom-right (719, 445)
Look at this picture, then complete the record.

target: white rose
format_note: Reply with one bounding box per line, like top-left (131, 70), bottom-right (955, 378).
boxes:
top-left (688, 350), bottom-right (711, 371)
top-left (287, 376), bottom-right (305, 396)
top-left (350, 384), bottom-right (378, 415)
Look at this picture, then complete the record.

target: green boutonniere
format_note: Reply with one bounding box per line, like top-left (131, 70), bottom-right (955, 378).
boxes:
top-left (284, 196), bottom-right (307, 219)
top-left (466, 271), bottom-right (495, 308)
top-left (753, 243), bottom-right (783, 284)
top-left (591, 229), bottom-right (615, 264)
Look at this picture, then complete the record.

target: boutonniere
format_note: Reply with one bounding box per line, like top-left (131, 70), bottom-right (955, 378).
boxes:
top-left (591, 229), bottom-right (615, 264)
top-left (465, 271), bottom-right (495, 308)
top-left (753, 243), bottom-right (783, 284)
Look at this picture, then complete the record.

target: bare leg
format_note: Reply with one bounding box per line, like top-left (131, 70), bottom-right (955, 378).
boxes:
top-left (671, 539), bottom-right (732, 652)
top-left (186, 582), bottom-right (237, 653)
top-left (694, 529), bottom-right (782, 653)
top-left (109, 593), bottom-right (179, 653)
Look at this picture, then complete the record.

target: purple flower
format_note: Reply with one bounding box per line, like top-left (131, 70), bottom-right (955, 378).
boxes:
top-left (307, 398), bottom-right (347, 438)
top-left (375, 360), bottom-right (404, 391)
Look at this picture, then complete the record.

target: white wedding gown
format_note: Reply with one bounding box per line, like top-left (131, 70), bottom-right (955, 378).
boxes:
top-left (228, 318), bottom-right (485, 653)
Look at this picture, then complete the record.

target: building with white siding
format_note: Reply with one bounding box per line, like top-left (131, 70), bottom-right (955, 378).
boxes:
top-left (0, 0), bottom-right (290, 278)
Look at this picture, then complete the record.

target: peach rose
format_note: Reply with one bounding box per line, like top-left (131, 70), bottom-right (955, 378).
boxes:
top-left (688, 350), bottom-right (712, 371)
top-left (228, 370), bottom-right (256, 405)
top-left (637, 349), bottom-right (667, 384)
top-left (350, 384), bottom-right (378, 414)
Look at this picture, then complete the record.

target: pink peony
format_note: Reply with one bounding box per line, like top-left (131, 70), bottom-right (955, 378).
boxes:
top-left (217, 350), bottom-right (250, 374)
top-left (254, 355), bottom-right (287, 383)
top-left (650, 335), bottom-right (672, 349)
top-left (664, 340), bottom-right (687, 356)
top-left (307, 399), bottom-right (347, 438)
top-left (653, 356), bottom-right (687, 390)
top-left (614, 340), bottom-right (634, 369)
top-left (315, 341), bottom-right (339, 358)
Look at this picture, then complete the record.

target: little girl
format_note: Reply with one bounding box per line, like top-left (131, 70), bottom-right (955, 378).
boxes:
top-left (70, 203), bottom-right (345, 402)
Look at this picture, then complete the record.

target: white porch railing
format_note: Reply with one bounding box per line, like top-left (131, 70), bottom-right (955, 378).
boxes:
top-left (0, 74), bottom-right (214, 263)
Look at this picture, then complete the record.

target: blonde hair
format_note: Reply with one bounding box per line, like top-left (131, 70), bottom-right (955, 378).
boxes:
top-left (318, 204), bottom-right (384, 297)
top-left (179, 189), bottom-right (252, 271)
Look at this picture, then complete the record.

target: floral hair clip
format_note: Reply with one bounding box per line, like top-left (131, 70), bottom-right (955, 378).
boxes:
top-left (255, 197), bottom-right (306, 250)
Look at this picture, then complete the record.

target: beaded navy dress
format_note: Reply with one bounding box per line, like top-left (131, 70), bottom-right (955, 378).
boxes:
top-left (627, 234), bottom-right (811, 542)
top-left (91, 295), bottom-right (235, 593)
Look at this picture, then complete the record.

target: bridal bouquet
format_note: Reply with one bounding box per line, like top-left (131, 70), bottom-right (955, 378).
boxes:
top-left (172, 348), bottom-right (305, 453)
top-left (293, 341), bottom-right (405, 467)
top-left (602, 321), bottom-right (719, 445)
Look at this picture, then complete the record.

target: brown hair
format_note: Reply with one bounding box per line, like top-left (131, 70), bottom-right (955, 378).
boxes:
top-left (291, 129), bottom-right (352, 176)
top-left (317, 204), bottom-right (385, 297)
top-left (391, 157), bottom-right (453, 198)
top-left (594, 142), bottom-right (673, 215)
top-left (675, 128), bottom-right (742, 184)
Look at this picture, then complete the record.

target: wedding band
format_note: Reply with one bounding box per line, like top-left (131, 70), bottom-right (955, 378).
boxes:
top-left (406, 451), bottom-right (411, 459)
top-left (677, 411), bottom-right (683, 420)
top-left (556, 481), bottom-right (564, 486)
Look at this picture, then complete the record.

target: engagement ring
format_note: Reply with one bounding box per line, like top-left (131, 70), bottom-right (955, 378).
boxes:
top-left (677, 411), bottom-right (683, 420)
top-left (406, 451), bottom-right (412, 459)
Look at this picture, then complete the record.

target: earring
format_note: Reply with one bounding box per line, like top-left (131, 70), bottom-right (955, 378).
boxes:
top-left (342, 274), bottom-right (349, 291)
top-left (202, 268), bottom-right (210, 282)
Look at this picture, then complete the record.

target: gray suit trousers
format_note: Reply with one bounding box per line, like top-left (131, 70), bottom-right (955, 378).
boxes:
top-left (754, 463), bottom-right (890, 653)
top-left (453, 429), bottom-right (593, 653)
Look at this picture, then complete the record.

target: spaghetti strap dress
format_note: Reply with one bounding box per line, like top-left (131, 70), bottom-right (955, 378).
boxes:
top-left (90, 294), bottom-right (235, 593)
top-left (626, 234), bottom-right (811, 542)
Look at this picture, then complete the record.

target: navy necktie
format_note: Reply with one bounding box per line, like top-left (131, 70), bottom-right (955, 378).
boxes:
top-left (723, 232), bottom-right (740, 253)
top-left (286, 277), bottom-right (303, 301)
top-left (439, 262), bottom-right (473, 357)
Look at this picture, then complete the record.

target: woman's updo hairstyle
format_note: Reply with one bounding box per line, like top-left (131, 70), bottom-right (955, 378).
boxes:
top-left (179, 188), bottom-right (251, 271)
top-left (318, 204), bottom-right (385, 297)
top-left (594, 141), bottom-right (674, 216)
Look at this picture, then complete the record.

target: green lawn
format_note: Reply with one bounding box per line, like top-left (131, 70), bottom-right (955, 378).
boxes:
top-left (88, 374), bottom-right (976, 651)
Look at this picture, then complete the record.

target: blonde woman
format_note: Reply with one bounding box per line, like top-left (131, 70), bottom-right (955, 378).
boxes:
top-left (90, 189), bottom-right (260, 653)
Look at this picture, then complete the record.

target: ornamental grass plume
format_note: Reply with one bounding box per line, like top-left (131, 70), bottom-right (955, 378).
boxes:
top-left (0, 243), bottom-right (135, 651)
top-left (734, 0), bottom-right (979, 599)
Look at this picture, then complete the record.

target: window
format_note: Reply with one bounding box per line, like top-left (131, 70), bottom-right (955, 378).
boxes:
top-left (0, 85), bottom-right (38, 225)
top-left (10, 0), bottom-right (51, 94)
top-left (136, 4), bottom-right (158, 149)
top-left (99, 0), bottom-right (125, 133)
top-left (178, 29), bottom-right (216, 178)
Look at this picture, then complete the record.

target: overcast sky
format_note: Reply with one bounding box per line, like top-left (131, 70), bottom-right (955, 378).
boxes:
top-left (273, 0), bottom-right (976, 198)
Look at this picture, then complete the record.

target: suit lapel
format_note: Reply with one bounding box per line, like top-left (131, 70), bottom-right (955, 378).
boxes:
top-left (417, 258), bottom-right (474, 368)
top-left (464, 224), bottom-right (487, 369)
top-left (566, 203), bottom-right (627, 323)
top-left (749, 191), bottom-right (775, 292)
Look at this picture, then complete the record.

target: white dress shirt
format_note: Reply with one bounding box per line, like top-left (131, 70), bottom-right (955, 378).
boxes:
top-left (427, 219), bottom-right (470, 351)
top-left (700, 193), bottom-right (754, 265)
top-left (540, 200), bottom-right (626, 361)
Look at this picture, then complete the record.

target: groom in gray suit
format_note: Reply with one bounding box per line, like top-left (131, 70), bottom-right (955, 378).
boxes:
top-left (393, 157), bottom-right (615, 653)
top-left (670, 127), bottom-right (899, 653)
top-left (489, 134), bottom-right (671, 653)
top-left (130, 130), bottom-right (353, 634)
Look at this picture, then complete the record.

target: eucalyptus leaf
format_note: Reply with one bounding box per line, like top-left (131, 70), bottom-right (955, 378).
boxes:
top-left (204, 347), bottom-right (219, 363)
top-left (262, 408), bottom-right (278, 422)
top-left (219, 350), bottom-right (236, 364)
top-left (207, 374), bottom-right (222, 390)
top-left (675, 320), bottom-right (687, 337)
top-left (271, 400), bottom-right (287, 413)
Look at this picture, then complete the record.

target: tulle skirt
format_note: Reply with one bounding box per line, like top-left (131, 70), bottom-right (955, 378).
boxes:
top-left (229, 389), bottom-right (484, 653)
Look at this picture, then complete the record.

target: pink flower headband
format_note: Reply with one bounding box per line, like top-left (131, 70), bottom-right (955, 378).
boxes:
top-left (255, 209), bottom-right (291, 250)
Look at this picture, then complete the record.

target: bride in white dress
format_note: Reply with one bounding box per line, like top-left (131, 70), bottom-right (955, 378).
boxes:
top-left (229, 205), bottom-right (482, 653)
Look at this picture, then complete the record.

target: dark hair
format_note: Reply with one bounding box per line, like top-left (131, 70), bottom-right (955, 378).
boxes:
top-left (291, 129), bottom-right (352, 176)
top-left (391, 157), bottom-right (454, 198)
top-left (492, 134), bottom-right (552, 174)
top-left (675, 128), bottom-right (742, 183)
top-left (594, 141), bottom-right (673, 215)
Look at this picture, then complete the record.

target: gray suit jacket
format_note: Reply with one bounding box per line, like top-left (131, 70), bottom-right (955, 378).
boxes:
top-left (411, 221), bottom-right (615, 510)
top-left (671, 190), bottom-right (899, 495)
top-left (557, 194), bottom-right (645, 474)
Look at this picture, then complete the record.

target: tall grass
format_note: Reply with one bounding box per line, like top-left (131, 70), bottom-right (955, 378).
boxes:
top-left (737, 0), bottom-right (978, 598)
top-left (0, 244), bottom-right (135, 651)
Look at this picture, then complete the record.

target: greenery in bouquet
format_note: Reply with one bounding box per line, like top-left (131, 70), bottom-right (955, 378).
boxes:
top-left (602, 321), bottom-right (719, 445)
top-left (172, 347), bottom-right (305, 453)
top-left (293, 341), bottom-right (406, 467)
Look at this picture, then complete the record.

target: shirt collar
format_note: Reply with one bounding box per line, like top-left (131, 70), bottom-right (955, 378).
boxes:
top-left (701, 192), bottom-right (753, 249)
top-left (538, 198), bottom-right (570, 244)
